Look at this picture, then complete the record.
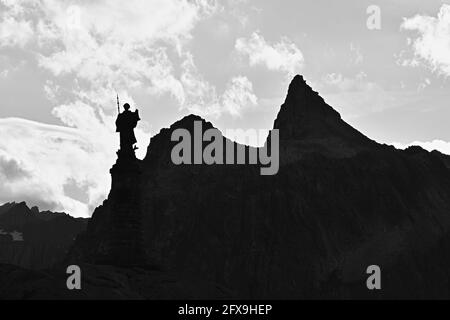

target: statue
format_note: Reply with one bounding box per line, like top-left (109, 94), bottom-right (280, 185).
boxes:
top-left (115, 103), bottom-right (140, 155)
top-left (108, 100), bottom-right (146, 266)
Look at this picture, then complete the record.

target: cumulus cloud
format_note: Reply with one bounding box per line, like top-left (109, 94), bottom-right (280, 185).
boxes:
top-left (0, 0), bottom-right (251, 116)
top-left (401, 4), bottom-right (450, 76)
top-left (393, 140), bottom-right (450, 156)
top-left (0, 97), bottom-right (154, 217)
top-left (172, 53), bottom-right (258, 118)
top-left (235, 31), bottom-right (304, 77)
top-left (222, 76), bottom-right (257, 116)
top-left (0, 0), bottom-right (218, 108)
top-left (0, 16), bottom-right (33, 47)
top-left (0, 0), bottom-right (262, 217)
top-left (178, 52), bottom-right (220, 116)
top-left (0, 115), bottom-right (116, 218)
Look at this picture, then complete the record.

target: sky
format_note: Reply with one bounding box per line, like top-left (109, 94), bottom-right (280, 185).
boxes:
top-left (1, 0), bottom-right (450, 217)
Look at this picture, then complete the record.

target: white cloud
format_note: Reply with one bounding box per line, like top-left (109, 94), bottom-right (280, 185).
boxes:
top-left (401, 4), bottom-right (450, 76)
top-left (0, 0), bottom-right (263, 217)
top-left (393, 140), bottom-right (450, 156)
top-left (176, 53), bottom-right (258, 118)
top-left (235, 31), bottom-right (304, 77)
top-left (321, 72), bottom-right (369, 92)
top-left (0, 0), bottom-right (219, 110)
top-left (0, 116), bottom-right (114, 217)
top-left (0, 16), bottom-right (33, 47)
top-left (417, 78), bottom-right (432, 91)
top-left (178, 52), bottom-right (220, 116)
top-left (222, 76), bottom-right (257, 116)
top-left (0, 98), bottom-right (156, 217)
top-left (0, 0), bottom-right (252, 118)
top-left (317, 72), bottom-right (404, 119)
top-left (226, 0), bottom-right (252, 28)
top-left (350, 42), bottom-right (363, 65)
top-left (43, 80), bottom-right (60, 102)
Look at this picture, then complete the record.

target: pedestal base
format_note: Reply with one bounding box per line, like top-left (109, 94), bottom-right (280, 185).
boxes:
top-left (102, 150), bottom-right (147, 266)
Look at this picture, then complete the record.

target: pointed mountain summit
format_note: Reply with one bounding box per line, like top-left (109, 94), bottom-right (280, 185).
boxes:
top-left (64, 74), bottom-right (450, 300)
top-left (276, 75), bottom-right (340, 122)
top-left (273, 75), bottom-right (376, 157)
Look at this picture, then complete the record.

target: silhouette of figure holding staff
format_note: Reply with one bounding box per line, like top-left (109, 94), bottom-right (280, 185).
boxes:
top-left (116, 103), bottom-right (140, 155)
top-left (110, 101), bottom-right (146, 266)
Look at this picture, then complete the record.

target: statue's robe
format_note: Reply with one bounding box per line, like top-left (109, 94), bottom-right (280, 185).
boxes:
top-left (115, 110), bottom-right (140, 151)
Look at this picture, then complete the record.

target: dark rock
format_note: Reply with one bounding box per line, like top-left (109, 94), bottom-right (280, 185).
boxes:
top-left (0, 233), bottom-right (13, 243)
top-left (0, 202), bottom-right (88, 269)
top-left (66, 75), bottom-right (450, 299)
top-left (11, 75), bottom-right (450, 299)
top-left (0, 263), bottom-right (232, 300)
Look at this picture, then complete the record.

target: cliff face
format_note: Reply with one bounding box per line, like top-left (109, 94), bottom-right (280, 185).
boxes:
top-left (70, 75), bottom-right (450, 299)
top-left (0, 202), bottom-right (87, 270)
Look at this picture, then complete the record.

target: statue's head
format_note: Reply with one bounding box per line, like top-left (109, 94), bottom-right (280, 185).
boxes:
top-left (123, 103), bottom-right (131, 111)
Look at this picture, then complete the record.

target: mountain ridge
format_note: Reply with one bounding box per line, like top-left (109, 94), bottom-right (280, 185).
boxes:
top-left (2, 75), bottom-right (450, 299)
top-left (0, 201), bottom-right (87, 270)
top-left (64, 75), bottom-right (450, 299)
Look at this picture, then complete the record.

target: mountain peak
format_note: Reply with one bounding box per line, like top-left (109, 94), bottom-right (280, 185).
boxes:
top-left (278, 75), bottom-right (340, 124)
top-left (273, 75), bottom-right (375, 156)
top-left (170, 114), bottom-right (213, 131)
top-left (286, 75), bottom-right (313, 98)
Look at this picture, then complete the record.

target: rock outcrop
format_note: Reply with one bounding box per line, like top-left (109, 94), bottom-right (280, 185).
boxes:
top-left (34, 75), bottom-right (450, 298)
top-left (0, 263), bottom-right (231, 300)
top-left (0, 202), bottom-right (87, 270)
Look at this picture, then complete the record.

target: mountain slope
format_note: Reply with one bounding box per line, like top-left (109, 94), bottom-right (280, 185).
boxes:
top-left (0, 263), bottom-right (231, 300)
top-left (68, 75), bottom-right (450, 299)
top-left (0, 202), bottom-right (88, 270)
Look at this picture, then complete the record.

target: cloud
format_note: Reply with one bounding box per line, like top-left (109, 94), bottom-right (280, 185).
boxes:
top-left (222, 76), bottom-right (257, 116)
top-left (176, 53), bottom-right (258, 118)
top-left (417, 77), bottom-right (432, 91)
top-left (0, 153), bottom-right (31, 181)
top-left (349, 42), bottom-right (363, 65)
top-left (0, 114), bottom-right (117, 218)
top-left (0, 0), bottom-right (252, 118)
top-left (178, 52), bottom-right (220, 116)
top-left (392, 140), bottom-right (450, 156)
top-left (0, 0), bottom-right (260, 217)
top-left (0, 94), bottom-right (150, 218)
top-left (235, 31), bottom-right (304, 77)
top-left (400, 4), bottom-right (450, 76)
top-left (0, 15), bottom-right (33, 47)
top-left (0, 0), bottom-right (263, 217)
top-left (0, 0), bottom-right (220, 110)
top-left (316, 72), bottom-right (407, 119)
top-left (321, 72), bottom-right (370, 93)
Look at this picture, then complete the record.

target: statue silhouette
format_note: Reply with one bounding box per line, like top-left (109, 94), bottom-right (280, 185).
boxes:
top-left (116, 103), bottom-right (140, 154)
top-left (108, 102), bottom-right (146, 266)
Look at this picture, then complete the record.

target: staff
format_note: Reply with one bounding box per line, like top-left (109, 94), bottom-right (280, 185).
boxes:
top-left (116, 93), bottom-right (120, 114)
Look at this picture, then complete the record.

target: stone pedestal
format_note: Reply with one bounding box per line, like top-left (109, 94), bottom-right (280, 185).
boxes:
top-left (104, 149), bottom-right (146, 266)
